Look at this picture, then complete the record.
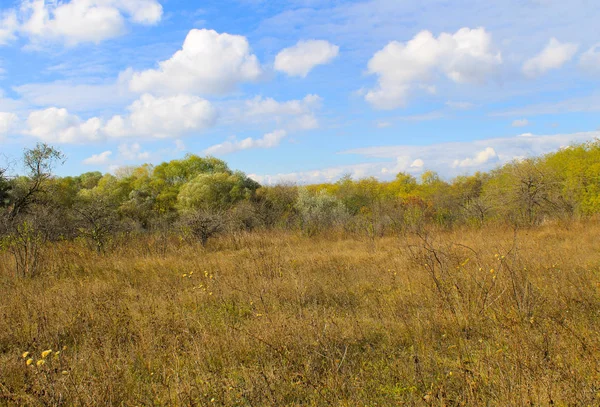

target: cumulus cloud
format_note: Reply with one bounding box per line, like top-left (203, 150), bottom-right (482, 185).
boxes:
top-left (26, 94), bottom-right (216, 143)
top-left (205, 130), bottom-right (287, 155)
top-left (522, 38), bottom-right (578, 78)
top-left (105, 94), bottom-right (217, 139)
top-left (452, 147), bottom-right (497, 168)
top-left (2, 0), bottom-right (162, 46)
top-left (0, 111), bottom-right (18, 135)
top-left (365, 27), bottom-right (502, 109)
top-left (83, 150), bottom-right (112, 165)
top-left (26, 107), bottom-right (103, 143)
top-left (274, 40), bottom-right (339, 77)
top-left (512, 118), bottom-right (529, 127)
top-left (579, 44), bottom-right (600, 75)
top-left (129, 29), bottom-right (263, 96)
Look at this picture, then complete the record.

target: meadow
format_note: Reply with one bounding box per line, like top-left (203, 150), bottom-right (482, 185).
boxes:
top-left (2, 221), bottom-right (599, 406)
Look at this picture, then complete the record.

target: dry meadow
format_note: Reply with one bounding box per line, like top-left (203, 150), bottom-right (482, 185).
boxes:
top-left (1, 222), bottom-right (600, 406)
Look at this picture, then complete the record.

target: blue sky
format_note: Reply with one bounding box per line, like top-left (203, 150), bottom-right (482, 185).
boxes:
top-left (0, 0), bottom-right (599, 183)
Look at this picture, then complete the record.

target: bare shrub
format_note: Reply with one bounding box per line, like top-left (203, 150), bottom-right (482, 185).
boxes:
top-left (179, 209), bottom-right (225, 247)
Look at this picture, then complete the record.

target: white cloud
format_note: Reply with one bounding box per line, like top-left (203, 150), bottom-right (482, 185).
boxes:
top-left (118, 143), bottom-right (150, 161)
top-left (365, 27), bottom-right (502, 109)
top-left (249, 162), bottom-right (379, 185)
top-left (0, 111), bottom-right (18, 135)
top-left (254, 131), bottom-right (600, 185)
top-left (244, 94), bottom-right (322, 117)
top-left (0, 9), bottom-right (18, 45)
top-left (25, 94), bottom-right (216, 143)
top-left (452, 147), bottom-right (497, 168)
top-left (26, 107), bottom-right (103, 143)
top-left (411, 159), bottom-right (424, 168)
top-left (522, 38), bottom-right (578, 78)
top-left (129, 29), bottom-right (263, 96)
top-left (579, 44), bottom-right (600, 75)
top-left (14, 76), bottom-right (133, 112)
top-left (205, 129), bottom-right (287, 155)
top-left (376, 121), bottom-right (392, 128)
top-left (512, 118), bottom-right (529, 127)
top-left (83, 150), bottom-right (112, 165)
top-left (105, 94), bottom-right (217, 139)
top-left (274, 40), bottom-right (339, 77)
top-left (4, 0), bottom-right (162, 46)
top-left (227, 94), bottom-right (322, 131)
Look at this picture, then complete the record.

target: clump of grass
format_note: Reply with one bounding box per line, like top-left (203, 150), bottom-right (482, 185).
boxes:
top-left (1, 223), bottom-right (600, 405)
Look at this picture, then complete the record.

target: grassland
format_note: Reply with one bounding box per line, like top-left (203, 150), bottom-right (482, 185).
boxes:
top-left (1, 222), bottom-right (600, 406)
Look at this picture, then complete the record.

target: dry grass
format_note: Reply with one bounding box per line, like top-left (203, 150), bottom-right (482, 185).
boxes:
top-left (1, 222), bottom-right (600, 406)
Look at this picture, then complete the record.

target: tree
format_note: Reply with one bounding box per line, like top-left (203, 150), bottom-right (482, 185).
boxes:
top-left (73, 195), bottom-right (121, 254)
top-left (254, 184), bottom-right (299, 229)
top-left (0, 164), bottom-right (10, 208)
top-left (177, 171), bottom-right (259, 211)
top-left (295, 188), bottom-right (349, 235)
top-left (484, 158), bottom-right (562, 226)
top-left (7, 143), bottom-right (65, 220)
top-left (179, 209), bottom-right (225, 247)
top-left (1, 144), bottom-right (65, 277)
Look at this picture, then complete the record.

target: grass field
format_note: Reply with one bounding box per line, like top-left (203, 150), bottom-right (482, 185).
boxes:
top-left (1, 222), bottom-right (600, 406)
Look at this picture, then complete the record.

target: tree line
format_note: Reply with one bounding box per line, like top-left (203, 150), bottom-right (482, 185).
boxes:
top-left (1, 140), bottom-right (600, 276)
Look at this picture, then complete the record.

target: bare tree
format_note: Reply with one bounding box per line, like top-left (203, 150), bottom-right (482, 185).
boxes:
top-left (1, 144), bottom-right (65, 277)
top-left (179, 209), bottom-right (225, 247)
top-left (7, 143), bottom-right (65, 220)
top-left (74, 197), bottom-right (120, 254)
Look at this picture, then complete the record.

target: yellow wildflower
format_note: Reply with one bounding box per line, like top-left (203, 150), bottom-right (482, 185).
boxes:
top-left (26, 358), bottom-right (34, 366)
top-left (41, 349), bottom-right (52, 359)
top-left (36, 359), bottom-right (45, 367)
top-left (22, 351), bottom-right (30, 358)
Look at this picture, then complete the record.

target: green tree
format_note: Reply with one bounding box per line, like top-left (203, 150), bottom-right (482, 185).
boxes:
top-left (177, 171), bottom-right (259, 211)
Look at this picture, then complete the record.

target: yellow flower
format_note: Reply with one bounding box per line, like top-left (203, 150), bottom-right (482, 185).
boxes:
top-left (26, 358), bottom-right (34, 366)
top-left (41, 349), bottom-right (53, 359)
top-left (54, 351), bottom-right (61, 357)
top-left (36, 359), bottom-right (45, 367)
top-left (61, 370), bottom-right (69, 375)
top-left (22, 351), bottom-right (30, 358)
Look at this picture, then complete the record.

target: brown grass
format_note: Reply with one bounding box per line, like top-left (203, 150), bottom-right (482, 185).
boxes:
top-left (1, 222), bottom-right (600, 406)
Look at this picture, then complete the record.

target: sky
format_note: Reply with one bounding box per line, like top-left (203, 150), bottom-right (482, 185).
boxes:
top-left (0, 0), bottom-right (599, 184)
